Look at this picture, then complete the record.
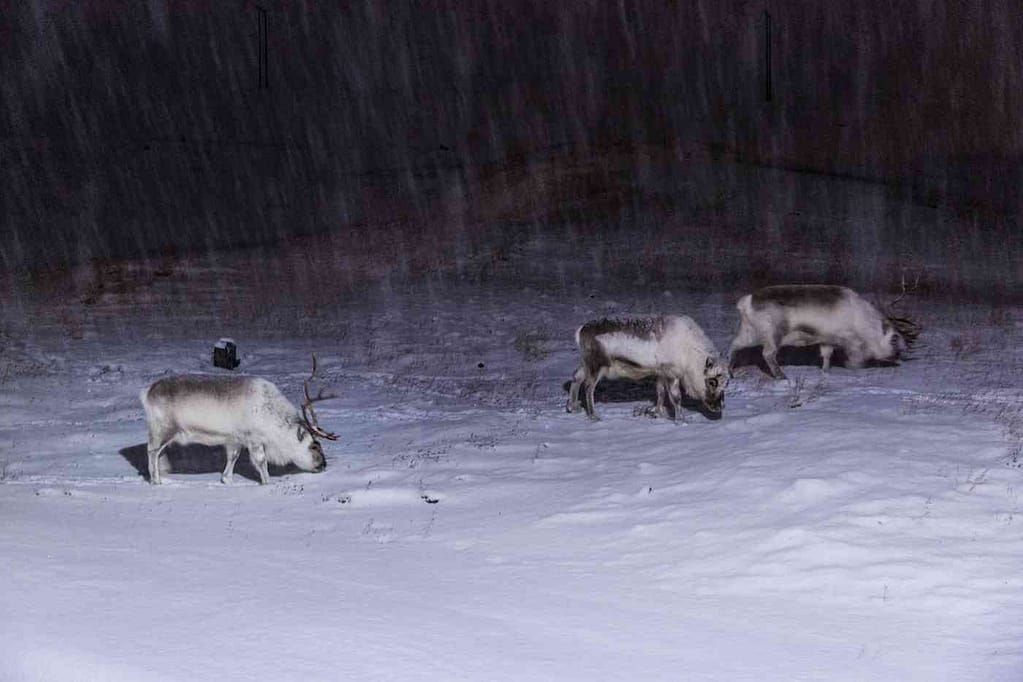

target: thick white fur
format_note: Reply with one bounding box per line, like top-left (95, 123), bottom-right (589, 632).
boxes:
top-left (568, 315), bottom-right (727, 421)
top-left (139, 376), bottom-right (325, 485)
top-left (729, 286), bottom-right (903, 378)
top-left (596, 318), bottom-right (717, 401)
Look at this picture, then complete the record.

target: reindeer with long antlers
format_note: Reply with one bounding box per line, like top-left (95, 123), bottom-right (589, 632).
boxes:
top-left (728, 284), bottom-right (920, 379)
top-left (140, 356), bottom-right (339, 485)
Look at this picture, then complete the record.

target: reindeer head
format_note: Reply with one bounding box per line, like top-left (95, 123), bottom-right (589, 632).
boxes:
top-left (702, 355), bottom-right (729, 413)
top-left (295, 354), bottom-right (339, 472)
top-left (291, 424), bottom-right (327, 472)
top-left (881, 275), bottom-right (922, 360)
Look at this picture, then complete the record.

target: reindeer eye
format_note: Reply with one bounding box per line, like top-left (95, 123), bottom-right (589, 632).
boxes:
top-left (708, 378), bottom-right (718, 389)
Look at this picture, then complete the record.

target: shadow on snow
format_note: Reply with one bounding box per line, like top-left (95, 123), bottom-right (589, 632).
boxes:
top-left (729, 345), bottom-right (906, 375)
top-left (118, 443), bottom-right (305, 483)
top-left (560, 376), bottom-right (722, 421)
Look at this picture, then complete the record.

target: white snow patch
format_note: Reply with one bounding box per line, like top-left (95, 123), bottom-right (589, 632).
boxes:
top-left (1, 283), bottom-right (1022, 680)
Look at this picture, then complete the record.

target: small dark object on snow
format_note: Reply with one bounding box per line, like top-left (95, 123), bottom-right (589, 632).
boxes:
top-left (213, 338), bottom-right (240, 370)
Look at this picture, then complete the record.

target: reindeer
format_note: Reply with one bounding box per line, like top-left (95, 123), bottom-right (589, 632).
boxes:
top-left (567, 315), bottom-right (729, 422)
top-left (140, 356), bottom-right (339, 485)
top-left (728, 284), bottom-right (920, 379)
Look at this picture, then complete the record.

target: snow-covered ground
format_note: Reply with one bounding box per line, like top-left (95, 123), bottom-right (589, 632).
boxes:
top-left (1, 258), bottom-right (1022, 681)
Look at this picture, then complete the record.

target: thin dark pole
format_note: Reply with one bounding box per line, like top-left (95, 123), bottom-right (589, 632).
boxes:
top-left (258, 7), bottom-right (268, 89)
top-left (764, 10), bottom-right (772, 102)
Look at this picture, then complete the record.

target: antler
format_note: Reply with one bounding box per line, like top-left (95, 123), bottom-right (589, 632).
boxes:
top-left (301, 354), bottom-right (340, 441)
top-left (887, 274), bottom-right (907, 310)
top-left (884, 272), bottom-right (922, 344)
top-left (886, 270), bottom-right (923, 310)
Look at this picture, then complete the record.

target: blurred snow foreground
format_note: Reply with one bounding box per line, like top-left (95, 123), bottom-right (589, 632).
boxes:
top-left (1, 254), bottom-right (1022, 682)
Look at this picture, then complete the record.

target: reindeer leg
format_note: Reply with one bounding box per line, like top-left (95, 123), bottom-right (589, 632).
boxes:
top-left (584, 366), bottom-right (607, 420)
top-left (567, 365), bottom-right (586, 413)
top-left (147, 436), bottom-right (172, 485)
top-left (727, 342), bottom-right (744, 377)
top-left (762, 341), bottom-right (787, 380)
top-left (845, 347), bottom-right (866, 369)
top-left (221, 444), bottom-right (241, 485)
top-left (727, 322), bottom-right (756, 377)
top-left (667, 377), bottom-right (684, 424)
top-left (654, 379), bottom-right (669, 418)
top-left (820, 344), bottom-right (834, 372)
top-left (249, 443), bottom-right (270, 485)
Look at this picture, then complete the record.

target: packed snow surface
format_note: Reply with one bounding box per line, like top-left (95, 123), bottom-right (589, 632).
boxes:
top-left (1, 269), bottom-right (1022, 681)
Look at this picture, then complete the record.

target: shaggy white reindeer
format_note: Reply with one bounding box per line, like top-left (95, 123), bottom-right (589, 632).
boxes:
top-left (140, 357), bottom-right (339, 485)
top-left (728, 284), bottom-right (920, 379)
top-left (567, 315), bottom-right (729, 422)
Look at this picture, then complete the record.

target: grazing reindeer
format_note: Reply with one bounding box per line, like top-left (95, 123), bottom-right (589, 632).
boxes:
top-left (567, 315), bottom-right (729, 422)
top-left (728, 285), bottom-right (920, 379)
top-left (140, 356), bottom-right (339, 485)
